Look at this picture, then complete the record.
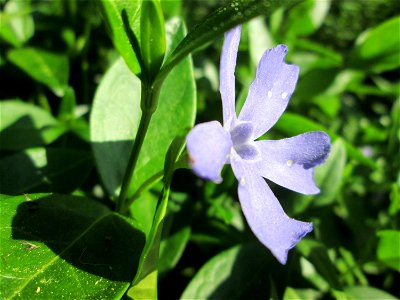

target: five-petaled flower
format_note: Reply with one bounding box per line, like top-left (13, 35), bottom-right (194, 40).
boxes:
top-left (186, 25), bottom-right (331, 264)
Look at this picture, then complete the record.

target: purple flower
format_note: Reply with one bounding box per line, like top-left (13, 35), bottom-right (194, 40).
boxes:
top-left (186, 26), bottom-right (330, 264)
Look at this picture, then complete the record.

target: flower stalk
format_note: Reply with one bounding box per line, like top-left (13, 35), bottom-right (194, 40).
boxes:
top-left (116, 82), bottom-right (161, 213)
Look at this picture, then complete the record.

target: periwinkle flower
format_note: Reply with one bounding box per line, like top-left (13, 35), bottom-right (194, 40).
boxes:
top-left (186, 26), bottom-right (331, 264)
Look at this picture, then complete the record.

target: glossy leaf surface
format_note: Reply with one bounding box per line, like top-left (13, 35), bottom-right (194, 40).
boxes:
top-left (7, 48), bottom-right (69, 96)
top-left (349, 16), bottom-right (400, 72)
top-left (100, 0), bottom-right (142, 76)
top-left (0, 194), bottom-right (145, 299)
top-left (140, 0), bottom-right (166, 78)
top-left (0, 100), bottom-right (65, 151)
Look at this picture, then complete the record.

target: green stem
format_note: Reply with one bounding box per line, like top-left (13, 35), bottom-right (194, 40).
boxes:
top-left (116, 84), bottom-right (159, 213)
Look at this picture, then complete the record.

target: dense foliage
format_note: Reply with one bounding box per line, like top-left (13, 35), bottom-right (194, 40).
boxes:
top-left (0, 0), bottom-right (399, 299)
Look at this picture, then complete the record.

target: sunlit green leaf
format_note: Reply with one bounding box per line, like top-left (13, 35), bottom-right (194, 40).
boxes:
top-left (7, 48), bottom-right (69, 96)
top-left (285, 0), bottom-right (331, 37)
top-left (0, 147), bottom-right (92, 195)
top-left (248, 17), bottom-right (275, 67)
top-left (283, 287), bottom-right (322, 300)
top-left (349, 16), bottom-right (400, 72)
top-left (0, 0), bottom-right (34, 47)
top-left (57, 87), bottom-right (76, 123)
top-left (332, 286), bottom-right (399, 300)
top-left (0, 100), bottom-right (65, 151)
top-left (140, 0), bottom-right (166, 79)
top-left (0, 194), bottom-right (145, 299)
top-left (100, 0), bottom-right (142, 76)
top-left (376, 230), bottom-right (400, 272)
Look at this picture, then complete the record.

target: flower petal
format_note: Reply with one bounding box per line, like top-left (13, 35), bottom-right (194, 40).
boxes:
top-left (231, 155), bottom-right (313, 264)
top-left (254, 132), bottom-right (331, 194)
top-left (220, 25), bottom-right (241, 126)
top-left (238, 45), bottom-right (299, 138)
top-left (186, 121), bottom-right (232, 183)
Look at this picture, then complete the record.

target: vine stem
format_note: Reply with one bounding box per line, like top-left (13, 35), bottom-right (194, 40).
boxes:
top-left (115, 83), bottom-right (159, 213)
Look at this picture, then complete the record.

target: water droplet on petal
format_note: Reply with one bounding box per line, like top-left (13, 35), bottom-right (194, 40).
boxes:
top-left (240, 178), bottom-right (246, 186)
top-left (268, 91), bottom-right (272, 98)
top-left (281, 92), bottom-right (288, 100)
top-left (286, 159), bottom-right (293, 166)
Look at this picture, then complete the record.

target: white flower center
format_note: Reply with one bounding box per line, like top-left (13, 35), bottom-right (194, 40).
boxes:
top-left (229, 121), bottom-right (260, 161)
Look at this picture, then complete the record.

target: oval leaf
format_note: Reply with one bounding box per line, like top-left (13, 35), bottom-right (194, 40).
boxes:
top-left (349, 16), bottom-right (400, 73)
top-left (0, 0), bottom-right (34, 47)
top-left (0, 100), bottom-right (65, 151)
top-left (100, 0), bottom-right (142, 76)
top-left (0, 193), bottom-right (145, 299)
top-left (285, 0), bottom-right (331, 37)
top-left (7, 48), bottom-right (69, 96)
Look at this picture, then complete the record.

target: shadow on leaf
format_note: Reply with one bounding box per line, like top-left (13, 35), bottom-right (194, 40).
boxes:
top-left (11, 194), bottom-right (145, 282)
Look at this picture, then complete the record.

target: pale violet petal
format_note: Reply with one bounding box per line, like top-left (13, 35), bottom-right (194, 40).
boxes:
top-left (186, 121), bottom-right (232, 183)
top-left (238, 45), bottom-right (299, 138)
top-left (254, 132), bottom-right (331, 194)
top-left (230, 121), bottom-right (254, 145)
top-left (231, 155), bottom-right (313, 264)
top-left (220, 25), bottom-right (241, 126)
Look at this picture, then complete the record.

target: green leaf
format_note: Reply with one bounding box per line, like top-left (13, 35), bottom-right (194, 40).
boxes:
top-left (140, 0), bottom-right (166, 79)
top-left (313, 139), bottom-right (347, 206)
top-left (158, 0), bottom-right (299, 81)
top-left (376, 230), bottom-right (400, 272)
top-left (7, 48), bottom-right (69, 96)
top-left (285, 0), bottom-right (331, 37)
top-left (248, 17), bottom-right (275, 68)
top-left (100, 0), bottom-right (142, 76)
top-left (349, 16), bottom-right (400, 73)
top-left (57, 87), bottom-right (76, 123)
top-left (127, 135), bottom-right (187, 299)
top-left (389, 183), bottom-right (400, 216)
top-left (283, 287), bottom-right (322, 300)
top-left (0, 193), bottom-right (145, 299)
top-left (130, 190), bottom-right (159, 237)
top-left (0, 100), bottom-right (65, 151)
top-left (0, 0), bottom-right (34, 47)
top-left (161, 0), bottom-right (181, 18)
top-left (0, 147), bottom-right (92, 195)
top-left (296, 240), bottom-right (341, 290)
top-left (91, 19), bottom-right (195, 199)
top-left (333, 286), bottom-right (399, 300)
top-left (181, 243), bottom-right (275, 299)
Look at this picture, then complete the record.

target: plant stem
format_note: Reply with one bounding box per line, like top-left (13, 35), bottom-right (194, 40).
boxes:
top-left (116, 84), bottom-right (158, 213)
